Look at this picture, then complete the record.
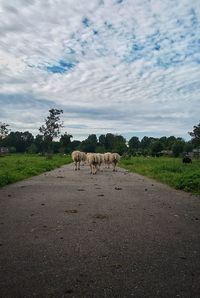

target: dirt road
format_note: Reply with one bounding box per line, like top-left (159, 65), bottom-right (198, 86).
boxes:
top-left (0, 164), bottom-right (199, 298)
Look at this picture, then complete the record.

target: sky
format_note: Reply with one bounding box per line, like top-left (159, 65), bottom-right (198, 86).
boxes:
top-left (0, 0), bottom-right (200, 141)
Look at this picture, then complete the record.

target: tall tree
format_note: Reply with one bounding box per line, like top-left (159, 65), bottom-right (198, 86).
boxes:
top-left (39, 109), bottom-right (63, 152)
top-left (99, 134), bottom-right (106, 147)
top-left (113, 135), bottom-right (127, 155)
top-left (105, 133), bottom-right (115, 150)
top-left (189, 121), bottom-right (200, 147)
top-left (0, 122), bottom-right (10, 141)
top-left (128, 136), bottom-right (140, 151)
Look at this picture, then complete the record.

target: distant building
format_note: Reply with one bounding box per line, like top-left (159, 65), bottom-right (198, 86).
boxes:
top-left (192, 148), bottom-right (200, 159)
top-left (160, 150), bottom-right (173, 156)
top-left (0, 147), bottom-right (9, 155)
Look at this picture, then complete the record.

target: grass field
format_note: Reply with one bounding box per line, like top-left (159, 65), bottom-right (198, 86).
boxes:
top-left (0, 154), bottom-right (72, 187)
top-left (120, 156), bottom-right (200, 195)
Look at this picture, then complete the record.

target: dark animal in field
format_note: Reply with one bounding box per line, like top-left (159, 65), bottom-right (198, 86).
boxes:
top-left (182, 156), bottom-right (192, 164)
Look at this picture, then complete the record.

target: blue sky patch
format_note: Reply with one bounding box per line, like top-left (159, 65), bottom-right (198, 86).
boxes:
top-left (82, 17), bottom-right (91, 27)
top-left (46, 60), bottom-right (77, 74)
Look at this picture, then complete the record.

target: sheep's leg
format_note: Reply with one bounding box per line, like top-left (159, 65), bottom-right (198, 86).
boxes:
top-left (113, 161), bottom-right (118, 172)
top-left (78, 161), bottom-right (80, 170)
top-left (92, 165), bottom-right (95, 175)
top-left (92, 164), bottom-right (96, 175)
top-left (90, 164), bottom-right (92, 174)
top-left (94, 165), bottom-right (97, 174)
top-left (74, 161), bottom-right (77, 171)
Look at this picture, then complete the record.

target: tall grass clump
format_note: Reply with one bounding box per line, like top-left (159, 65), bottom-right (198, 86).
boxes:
top-left (120, 156), bottom-right (200, 194)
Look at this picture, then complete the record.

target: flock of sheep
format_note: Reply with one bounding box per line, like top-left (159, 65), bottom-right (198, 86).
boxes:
top-left (71, 151), bottom-right (121, 174)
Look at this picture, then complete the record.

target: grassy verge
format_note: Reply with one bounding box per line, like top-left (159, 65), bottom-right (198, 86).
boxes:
top-left (0, 154), bottom-right (72, 187)
top-left (120, 157), bottom-right (200, 195)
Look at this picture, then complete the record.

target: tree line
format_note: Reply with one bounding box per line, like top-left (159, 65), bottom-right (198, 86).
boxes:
top-left (0, 109), bottom-right (199, 157)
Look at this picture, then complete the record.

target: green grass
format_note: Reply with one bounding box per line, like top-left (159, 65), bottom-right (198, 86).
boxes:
top-left (120, 156), bottom-right (200, 195)
top-left (0, 154), bottom-right (72, 187)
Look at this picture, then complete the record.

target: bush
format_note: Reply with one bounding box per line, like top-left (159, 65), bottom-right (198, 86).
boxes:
top-left (27, 144), bottom-right (37, 154)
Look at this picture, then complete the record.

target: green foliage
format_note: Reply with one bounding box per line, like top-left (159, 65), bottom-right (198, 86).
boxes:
top-left (70, 140), bottom-right (81, 151)
top-left (150, 141), bottom-right (163, 156)
top-left (79, 134), bottom-right (98, 152)
top-left (0, 154), bottom-right (72, 187)
top-left (3, 131), bottom-right (34, 153)
top-left (128, 136), bottom-right (140, 150)
top-left (120, 156), bottom-right (200, 194)
top-left (172, 140), bottom-right (185, 157)
top-left (60, 132), bottom-right (72, 153)
top-left (39, 108), bottom-right (63, 152)
top-left (27, 144), bottom-right (37, 154)
top-left (0, 122), bottom-right (10, 141)
top-left (184, 142), bottom-right (194, 153)
top-left (34, 134), bottom-right (44, 153)
top-left (189, 121), bottom-right (200, 147)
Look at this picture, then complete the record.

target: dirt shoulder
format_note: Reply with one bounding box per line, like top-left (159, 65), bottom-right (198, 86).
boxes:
top-left (0, 163), bottom-right (199, 298)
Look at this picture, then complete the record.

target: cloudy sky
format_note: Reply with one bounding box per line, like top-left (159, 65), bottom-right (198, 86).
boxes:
top-left (0, 0), bottom-right (200, 140)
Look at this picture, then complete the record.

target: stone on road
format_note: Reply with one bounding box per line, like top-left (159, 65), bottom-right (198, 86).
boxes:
top-left (0, 164), bottom-right (200, 298)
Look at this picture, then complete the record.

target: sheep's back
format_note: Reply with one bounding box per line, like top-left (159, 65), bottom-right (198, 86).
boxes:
top-left (71, 150), bottom-right (82, 162)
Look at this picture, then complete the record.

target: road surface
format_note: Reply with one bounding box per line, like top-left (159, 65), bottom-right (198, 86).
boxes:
top-left (0, 164), bottom-right (200, 298)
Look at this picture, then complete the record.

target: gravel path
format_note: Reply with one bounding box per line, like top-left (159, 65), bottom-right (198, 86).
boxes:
top-left (0, 163), bottom-right (200, 298)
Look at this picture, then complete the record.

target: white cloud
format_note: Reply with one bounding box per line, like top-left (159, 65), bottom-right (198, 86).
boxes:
top-left (0, 0), bottom-right (200, 140)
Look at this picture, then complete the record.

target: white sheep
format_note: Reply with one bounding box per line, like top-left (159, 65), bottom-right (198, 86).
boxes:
top-left (110, 153), bottom-right (121, 171)
top-left (96, 153), bottom-right (104, 171)
top-left (80, 151), bottom-right (87, 165)
top-left (104, 152), bottom-right (112, 168)
top-left (71, 150), bottom-right (82, 170)
top-left (87, 153), bottom-right (99, 174)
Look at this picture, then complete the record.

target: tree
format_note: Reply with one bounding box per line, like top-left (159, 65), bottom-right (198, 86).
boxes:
top-left (113, 135), bottom-right (127, 154)
top-left (140, 136), bottom-right (156, 155)
top-left (80, 134), bottom-right (98, 152)
top-left (4, 131), bottom-right (34, 152)
top-left (105, 133), bottom-right (115, 150)
top-left (150, 141), bottom-right (163, 156)
top-left (71, 140), bottom-right (81, 151)
top-left (165, 136), bottom-right (177, 150)
top-left (128, 136), bottom-right (140, 152)
top-left (189, 121), bottom-right (200, 147)
top-left (34, 134), bottom-right (44, 153)
top-left (60, 133), bottom-right (73, 153)
top-left (39, 109), bottom-right (63, 152)
top-left (140, 136), bottom-right (152, 149)
top-left (0, 122), bottom-right (10, 141)
top-left (99, 135), bottom-right (106, 147)
top-left (51, 141), bottom-right (60, 153)
top-left (172, 140), bottom-right (185, 157)
top-left (184, 142), bottom-right (194, 154)
top-left (27, 144), bottom-right (37, 154)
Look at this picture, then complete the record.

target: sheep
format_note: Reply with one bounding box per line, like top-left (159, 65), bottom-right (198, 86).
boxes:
top-left (87, 153), bottom-right (99, 174)
top-left (80, 151), bottom-right (87, 165)
top-left (110, 153), bottom-right (121, 171)
top-left (104, 152), bottom-right (112, 168)
top-left (71, 150), bottom-right (82, 170)
top-left (182, 156), bottom-right (192, 164)
top-left (96, 153), bottom-right (104, 171)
